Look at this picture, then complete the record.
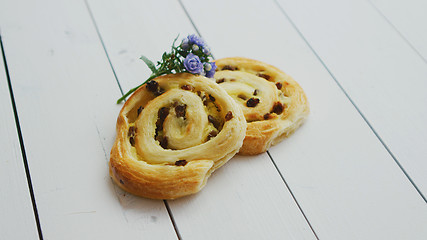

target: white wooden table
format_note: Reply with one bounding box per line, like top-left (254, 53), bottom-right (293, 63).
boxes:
top-left (1, 0), bottom-right (426, 239)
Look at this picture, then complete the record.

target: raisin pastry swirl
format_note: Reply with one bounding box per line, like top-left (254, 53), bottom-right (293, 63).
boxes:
top-left (214, 57), bottom-right (309, 155)
top-left (110, 73), bottom-right (246, 199)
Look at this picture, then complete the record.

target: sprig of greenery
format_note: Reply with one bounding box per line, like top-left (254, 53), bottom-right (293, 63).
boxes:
top-left (117, 34), bottom-right (215, 104)
top-left (117, 37), bottom-right (182, 103)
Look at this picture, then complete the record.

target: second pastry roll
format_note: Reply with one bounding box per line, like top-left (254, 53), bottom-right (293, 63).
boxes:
top-left (214, 57), bottom-right (309, 155)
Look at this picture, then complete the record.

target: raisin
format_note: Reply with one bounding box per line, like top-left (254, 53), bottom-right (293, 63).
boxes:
top-left (175, 160), bottom-right (187, 166)
top-left (263, 113), bottom-right (271, 120)
top-left (222, 65), bottom-right (238, 71)
top-left (208, 115), bottom-right (220, 129)
top-left (216, 78), bottom-right (225, 83)
top-left (257, 73), bottom-right (270, 80)
top-left (209, 94), bottom-right (216, 102)
top-left (253, 89), bottom-right (259, 96)
top-left (272, 102), bottom-right (284, 115)
top-left (238, 94), bottom-right (247, 100)
top-left (246, 98), bottom-right (260, 107)
top-left (158, 107), bottom-right (169, 121)
top-left (155, 87), bottom-right (165, 96)
top-left (206, 130), bottom-right (218, 141)
top-left (156, 118), bottom-right (163, 131)
top-left (175, 104), bottom-right (187, 118)
top-left (159, 136), bottom-right (168, 148)
top-left (146, 80), bottom-right (159, 92)
top-left (181, 85), bottom-right (193, 91)
top-left (225, 111), bottom-right (233, 121)
top-left (156, 107), bottom-right (169, 132)
top-left (129, 137), bottom-right (135, 146)
top-left (128, 126), bottom-right (136, 137)
top-left (276, 82), bottom-right (283, 90)
top-left (201, 94), bottom-right (208, 106)
top-left (137, 106), bottom-right (143, 116)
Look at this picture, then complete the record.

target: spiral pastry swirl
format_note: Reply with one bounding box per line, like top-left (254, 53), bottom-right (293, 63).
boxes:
top-left (110, 73), bottom-right (246, 199)
top-left (214, 57), bottom-right (309, 155)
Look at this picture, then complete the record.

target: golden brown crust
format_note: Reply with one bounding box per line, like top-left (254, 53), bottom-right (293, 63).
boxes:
top-left (214, 57), bottom-right (309, 155)
top-left (110, 73), bottom-right (246, 199)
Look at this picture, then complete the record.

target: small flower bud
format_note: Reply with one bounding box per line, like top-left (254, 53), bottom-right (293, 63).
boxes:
top-left (204, 63), bottom-right (212, 71)
top-left (203, 47), bottom-right (211, 55)
top-left (205, 62), bottom-right (217, 78)
top-left (192, 45), bottom-right (199, 51)
top-left (181, 42), bottom-right (189, 50)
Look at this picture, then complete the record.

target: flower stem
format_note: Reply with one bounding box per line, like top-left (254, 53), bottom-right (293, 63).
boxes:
top-left (116, 74), bottom-right (158, 104)
top-left (116, 84), bottom-right (141, 104)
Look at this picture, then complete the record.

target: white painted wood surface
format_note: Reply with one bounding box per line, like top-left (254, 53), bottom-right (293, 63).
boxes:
top-left (370, 0), bottom-right (427, 62)
top-left (86, 0), bottom-right (316, 238)
top-left (0, 0), bottom-right (426, 239)
top-left (0, 38), bottom-right (39, 240)
top-left (181, 0), bottom-right (427, 239)
top-left (0, 0), bottom-right (176, 239)
top-left (276, 0), bottom-right (427, 197)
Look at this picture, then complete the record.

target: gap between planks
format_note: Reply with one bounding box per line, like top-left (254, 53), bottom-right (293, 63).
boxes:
top-left (0, 35), bottom-right (44, 240)
top-left (177, 0), bottom-right (217, 60)
top-left (266, 151), bottom-right (320, 239)
top-left (272, 0), bottom-right (427, 204)
top-left (366, 0), bottom-right (427, 65)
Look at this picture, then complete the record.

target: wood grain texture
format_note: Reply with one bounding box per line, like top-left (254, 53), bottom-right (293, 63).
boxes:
top-left (0, 38), bottom-right (39, 240)
top-left (86, 0), bottom-right (317, 238)
top-left (276, 0), bottom-right (427, 196)
top-left (370, 0), bottom-right (427, 62)
top-left (181, 0), bottom-right (427, 239)
top-left (0, 0), bottom-right (176, 239)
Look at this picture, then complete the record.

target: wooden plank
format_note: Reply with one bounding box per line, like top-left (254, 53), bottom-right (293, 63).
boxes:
top-left (0, 0), bottom-right (176, 239)
top-left (181, 0), bottom-right (427, 239)
top-left (276, 0), bottom-right (427, 196)
top-left (86, 0), bottom-right (317, 239)
top-left (370, 0), bottom-right (427, 61)
top-left (0, 37), bottom-right (39, 240)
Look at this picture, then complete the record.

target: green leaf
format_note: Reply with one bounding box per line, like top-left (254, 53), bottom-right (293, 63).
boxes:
top-left (171, 34), bottom-right (180, 49)
top-left (140, 55), bottom-right (157, 74)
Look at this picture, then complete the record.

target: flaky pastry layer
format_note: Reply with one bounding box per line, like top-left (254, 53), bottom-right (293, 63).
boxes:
top-left (110, 73), bottom-right (246, 199)
top-left (214, 57), bottom-right (309, 155)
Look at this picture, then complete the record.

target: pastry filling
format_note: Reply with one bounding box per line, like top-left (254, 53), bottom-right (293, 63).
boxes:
top-left (221, 65), bottom-right (238, 71)
top-left (214, 68), bottom-right (290, 122)
top-left (127, 82), bottom-right (231, 152)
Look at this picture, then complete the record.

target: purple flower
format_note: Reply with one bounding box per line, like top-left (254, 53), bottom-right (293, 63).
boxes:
top-left (187, 34), bottom-right (206, 47)
top-left (184, 53), bottom-right (204, 74)
top-left (204, 62), bottom-right (217, 78)
top-left (181, 38), bottom-right (190, 50)
top-left (202, 46), bottom-right (211, 55)
top-left (192, 45), bottom-right (200, 51)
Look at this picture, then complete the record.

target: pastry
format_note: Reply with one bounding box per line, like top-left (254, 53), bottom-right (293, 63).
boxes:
top-left (214, 57), bottom-right (309, 155)
top-left (110, 73), bottom-right (247, 199)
